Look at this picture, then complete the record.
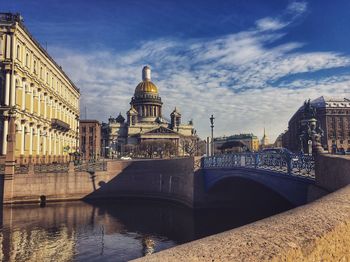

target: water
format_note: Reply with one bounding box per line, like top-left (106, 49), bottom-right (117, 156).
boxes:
top-left (0, 198), bottom-right (292, 262)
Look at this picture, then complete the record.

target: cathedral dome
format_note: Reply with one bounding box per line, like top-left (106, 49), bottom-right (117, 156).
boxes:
top-left (134, 66), bottom-right (159, 95)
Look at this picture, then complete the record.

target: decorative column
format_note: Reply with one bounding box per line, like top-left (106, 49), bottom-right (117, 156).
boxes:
top-left (29, 124), bottom-right (33, 156)
top-left (53, 132), bottom-right (57, 156)
top-left (37, 91), bottom-right (41, 116)
top-left (30, 84), bottom-right (34, 114)
top-left (4, 70), bottom-right (10, 106)
top-left (2, 118), bottom-right (9, 155)
top-left (50, 98), bottom-right (53, 119)
top-left (22, 78), bottom-right (26, 111)
top-left (44, 94), bottom-right (47, 119)
top-left (21, 123), bottom-right (25, 155)
top-left (10, 72), bottom-right (16, 106)
top-left (36, 128), bottom-right (40, 156)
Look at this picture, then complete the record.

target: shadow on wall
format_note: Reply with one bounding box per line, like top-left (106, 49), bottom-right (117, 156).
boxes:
top-left (192, 172), bottom-right (295, 230)
top-left (82, 158), bottom-right (194, 207)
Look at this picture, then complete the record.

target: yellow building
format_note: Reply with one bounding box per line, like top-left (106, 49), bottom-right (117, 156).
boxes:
top-left (214, 133), bottom-right (260, 152)
top-left (0, 13), bottom-right (80, 164)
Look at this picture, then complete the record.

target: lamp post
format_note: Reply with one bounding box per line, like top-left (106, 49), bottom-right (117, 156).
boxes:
top-left (210, 114), bottom-right (215, 156)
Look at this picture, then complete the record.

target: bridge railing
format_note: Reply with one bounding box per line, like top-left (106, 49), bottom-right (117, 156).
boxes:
top-left (202, 152), bottom-right (315, 179)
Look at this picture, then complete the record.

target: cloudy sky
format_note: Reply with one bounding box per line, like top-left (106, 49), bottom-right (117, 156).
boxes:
top-left (4, 0), bottom-right (350, 141)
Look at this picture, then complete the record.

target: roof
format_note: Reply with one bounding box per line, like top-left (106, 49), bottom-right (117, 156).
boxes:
top-left (0, 13), bottom-right (80, 93)
top-left (80, 119), bottom-right (101, 124)
top-left (307, 96), bottom-right (350, 109)
top-left (135, 80), bottom-right (158, 94)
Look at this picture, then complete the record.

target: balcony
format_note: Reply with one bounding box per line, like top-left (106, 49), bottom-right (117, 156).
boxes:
top-left (51, 118), bottom-right (70, 132)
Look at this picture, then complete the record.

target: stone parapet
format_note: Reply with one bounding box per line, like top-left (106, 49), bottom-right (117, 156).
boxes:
top-left (315, 154), bottom-right (350, 192)
top-left (134, 185), bottom-right (350, 262)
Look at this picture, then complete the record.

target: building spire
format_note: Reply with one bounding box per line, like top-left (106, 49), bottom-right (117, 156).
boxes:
top-left (142, 65), bottom-right (151, 81)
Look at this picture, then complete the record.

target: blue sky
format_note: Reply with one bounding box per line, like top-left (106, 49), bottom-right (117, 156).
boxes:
top-left (3, 0), bottom-right (350, 140)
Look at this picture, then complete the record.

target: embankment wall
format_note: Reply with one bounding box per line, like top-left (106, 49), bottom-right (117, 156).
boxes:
top-left (2, 158), bottom-right (195, 207)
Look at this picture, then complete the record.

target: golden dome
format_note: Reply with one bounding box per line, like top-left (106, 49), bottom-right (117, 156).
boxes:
top-left (135, 80), bottom-right (158, 94)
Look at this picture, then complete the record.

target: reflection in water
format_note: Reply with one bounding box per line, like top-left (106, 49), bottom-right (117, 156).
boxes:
top-left (0, 197), bottom-right (292, 262)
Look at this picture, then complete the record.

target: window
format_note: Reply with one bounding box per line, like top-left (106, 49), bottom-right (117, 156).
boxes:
top-left (82, 127), bottom-right (86, 133)
top-left (40, 67), bottom-right (43, 79)
top-left (89, 127), bottom-right (93, 133)
top-left (16, 45), bottom-right (20, 60)
top-left (25, 53), bottom-right (29, 67)
top-left (33, 60), bottom-right (37, 74)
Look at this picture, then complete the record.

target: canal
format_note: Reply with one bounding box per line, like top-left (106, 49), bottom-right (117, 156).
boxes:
top-left (0, 197), bottom-right (292, 262)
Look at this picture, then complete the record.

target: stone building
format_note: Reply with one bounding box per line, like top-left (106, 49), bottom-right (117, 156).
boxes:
top-left (0, 13), bottom-right (80, 164)
top-left (103, 66), bottom-right (196, 157)
top-left (214, 133), bottom-right (260, 153)
top-left (283, 96), bottom-right (350, 153)
top-left (79, 120), bottom-right (101, 160)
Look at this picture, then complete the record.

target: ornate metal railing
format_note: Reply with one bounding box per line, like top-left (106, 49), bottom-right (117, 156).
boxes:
top-left (202, 152), bottom-right (315, 179)
top-left (34, 163), bottom-right (69, 173)
top-left (14, 164), bottom-right (29, 174)
top-left (74, 161), bottom-right (107, 173)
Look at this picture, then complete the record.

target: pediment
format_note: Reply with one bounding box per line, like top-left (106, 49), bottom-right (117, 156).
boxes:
top-left (143, 126), bottom-right (178, 135)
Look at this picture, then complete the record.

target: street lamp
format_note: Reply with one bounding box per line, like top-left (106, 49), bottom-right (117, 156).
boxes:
top-left (210, 114), bottom-right (215, 156)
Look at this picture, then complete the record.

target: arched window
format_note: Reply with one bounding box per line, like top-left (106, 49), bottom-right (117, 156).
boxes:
top-left (40, 67), bottom-right (43, 79)
top-left (25, 53), bottom-right (29, 67)
top-left (16, 45), bottom-right (20, 60)
top-left (33, 60), bottom-right (37, 74)
top-left (23, 126), bottom-right (27, 151)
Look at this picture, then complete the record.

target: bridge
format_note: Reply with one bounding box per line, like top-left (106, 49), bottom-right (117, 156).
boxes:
top-left (200, 152), bottom-right (316, 206)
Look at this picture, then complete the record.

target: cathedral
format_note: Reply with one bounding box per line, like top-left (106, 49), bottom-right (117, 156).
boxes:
top-left (102, 66), bottom-right (196, 157)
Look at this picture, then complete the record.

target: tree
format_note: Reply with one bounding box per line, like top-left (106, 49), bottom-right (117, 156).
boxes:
top-left (179, 136), bottom-right (200, 156)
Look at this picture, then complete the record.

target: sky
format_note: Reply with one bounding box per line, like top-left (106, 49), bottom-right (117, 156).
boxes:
top-left (3, 0), bottom-right (350, 141)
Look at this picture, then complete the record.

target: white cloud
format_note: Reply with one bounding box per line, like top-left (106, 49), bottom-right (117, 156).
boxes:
top-left (256, 17), bottom-right (287, 31)
top-left (287, 1), bottom-right (308, 15)
top-left (50, 1), bottom-right (349, 142)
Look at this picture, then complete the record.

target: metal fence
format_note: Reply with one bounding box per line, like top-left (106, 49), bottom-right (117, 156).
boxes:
top-left (74, 161), bottom-right (107, 173)
top-left (202, 152), bottom-right (315, 179)
top-left (14, 164), bottom-right (29, 174)
top-left (34, 163), bottom-right (69, 173)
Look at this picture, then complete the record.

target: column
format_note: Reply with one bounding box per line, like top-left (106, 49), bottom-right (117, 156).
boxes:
top-left (48, 131), bottom-right (52, 155)
top-left (10, 73), bottom-right (16, 106)
top-left (50, 99), bottom-right (53, 119)
top-left (37, 92), bottom-right (41, 116)
top-left (53, 132), bottom-right (57, 155)
top-left (44, 95), bottom-right (47, 118)
top-left (2, 118), bottom-right (8, 154)
top-left (30, 86), bottom-right (34, 114)
top-left (58, 133), bottom-right (61, 157)
top-left (21, 124), bottom-right (25, 155)
top-left (29, 126), bottom-right (33, 155)
top-left (22, 80), bottom-right (26, 111)
top-left (5, 71), bottom-right (10, 106)
top-left (43, 130), bottom-right (47, 156)
top-left (36, 128), bottom-right (40, 155)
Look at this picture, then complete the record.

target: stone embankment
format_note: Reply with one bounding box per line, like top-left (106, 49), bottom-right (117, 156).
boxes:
top-left (134, 154), bottom-right (350, 261)
top-left (1, 158), bottom-right (195, 206)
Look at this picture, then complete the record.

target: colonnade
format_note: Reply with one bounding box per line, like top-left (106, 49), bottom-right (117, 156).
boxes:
top-left (138, 105), bottom-right (161, 118)
top-left (1, 71), bottom-right (79, 163)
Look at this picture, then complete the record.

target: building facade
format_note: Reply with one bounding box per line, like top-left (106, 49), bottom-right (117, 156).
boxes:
top-left (79, 120), bottom-right (101, 160)
top-left (103, 66), bottom-right (197, 157)
top-left (214, 133), bottom-right (260, 153)
top-left (0, 13), bottom-right (80, 164)
top-left (284, 96), bottom-right (350, 153)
